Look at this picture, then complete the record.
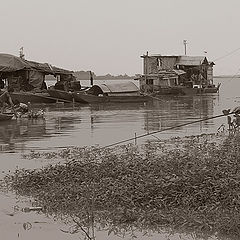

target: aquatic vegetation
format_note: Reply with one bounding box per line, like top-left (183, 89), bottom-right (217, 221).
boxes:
top-left (3, 133), bottom-right (240, 239)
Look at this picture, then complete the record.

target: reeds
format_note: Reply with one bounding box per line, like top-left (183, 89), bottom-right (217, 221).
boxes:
top-left (3, 133), bottom-right (240, 239)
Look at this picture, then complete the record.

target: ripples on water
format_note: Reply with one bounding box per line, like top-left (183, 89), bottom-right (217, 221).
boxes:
top-left (0, 77), bottom-right (239, 154)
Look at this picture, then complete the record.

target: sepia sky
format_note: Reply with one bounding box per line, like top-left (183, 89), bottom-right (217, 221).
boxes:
top-left (1, 0), bottom-right (240, 76)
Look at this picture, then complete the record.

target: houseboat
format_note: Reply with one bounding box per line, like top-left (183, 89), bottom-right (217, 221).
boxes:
top-left (139, 53), bottom-right (220, 95)
top-left (0, 53), bottom-right (79, 103)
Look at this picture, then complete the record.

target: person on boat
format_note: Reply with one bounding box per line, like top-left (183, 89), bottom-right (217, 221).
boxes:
top-left (14, 100), bottom-right (29, 114)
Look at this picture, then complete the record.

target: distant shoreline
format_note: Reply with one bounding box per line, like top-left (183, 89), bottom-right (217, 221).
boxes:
top-left (214, 75), bottom-right (240, 78)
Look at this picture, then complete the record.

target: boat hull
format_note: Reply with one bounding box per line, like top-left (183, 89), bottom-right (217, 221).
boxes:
top-left (47, 89), bottom-right (74, 102)
top-left (0, 113), bottom-right (14, 121)
top-left (10, 92), bottom-right (58, 104)
top-left (153, 85), bottom-right (220, 96)
top-left (176, 86), bottom-right (220, 95)
top-left (73, 92), bottom-right (149, 104)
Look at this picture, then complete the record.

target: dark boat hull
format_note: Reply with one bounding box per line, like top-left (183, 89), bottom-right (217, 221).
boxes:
top-left (10, 92), bottom-right (58, 104)
top-left (47, 89), bottom-right (74, 102)
top-left (153, 84), bottom-right (220, 96)
top-left (73, 92), bottom-right (149, 104)
top-left (176, 86), bottom-right (220, 95)
top-left (0, 113), bottom-right (14, 121)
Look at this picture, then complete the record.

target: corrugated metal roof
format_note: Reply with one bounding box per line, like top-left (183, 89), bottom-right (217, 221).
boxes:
top-left (27, 60), bottom-right (73, 75)
top-left (176, 56), bottom-right (208, 66)
top-left (91, 81), bottom-right (139, 93)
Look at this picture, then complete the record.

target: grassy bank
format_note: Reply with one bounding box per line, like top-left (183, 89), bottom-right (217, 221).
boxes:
top-left (3, 133), bottom-right (240, 239)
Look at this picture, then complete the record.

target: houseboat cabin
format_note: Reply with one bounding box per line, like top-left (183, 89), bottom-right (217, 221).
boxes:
top-left (139, 54), bottom-right (219, 95)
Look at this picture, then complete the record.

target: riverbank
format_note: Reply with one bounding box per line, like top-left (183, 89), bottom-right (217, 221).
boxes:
top-left (2, 132), bottom-right (240, 239)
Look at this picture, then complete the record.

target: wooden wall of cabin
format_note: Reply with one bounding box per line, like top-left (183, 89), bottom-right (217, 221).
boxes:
top-left (143, 57), bottom-right (178, 74)
top-left (143, 57), bottom-right (158, 74)
top-left (207, 66), bottom-right (213, 84)
top-left (158, 57), bottom-right (177, 70)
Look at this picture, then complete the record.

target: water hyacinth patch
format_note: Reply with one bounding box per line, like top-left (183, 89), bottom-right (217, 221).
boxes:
top-left (3, 133), bottom-right (240, 239)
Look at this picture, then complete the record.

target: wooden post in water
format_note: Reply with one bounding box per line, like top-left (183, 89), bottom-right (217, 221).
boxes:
top-left (72, 95), bottom-right (75, 108)
top-left (134, 133), bottom-right (137, 144)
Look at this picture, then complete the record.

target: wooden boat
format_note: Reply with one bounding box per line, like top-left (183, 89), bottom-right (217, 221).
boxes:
top-left (47, 89), bottom-right (92, 103)
top-left (152, 83), bottom-right (220, 96)
top-left (73, 92), bottom-right (149, 103)
top-left (47, 89), bottom-right (74, 103)
top-left (9, 92), bottom-right (70, 104)
top-left (0, 53), bottom-right (77, 104)
top-left (173, 83), bottom-right (221, 95)
top-left (72, 82), bottom-right (149, 104)
top-left (0, 113), bottom-right (14, 121)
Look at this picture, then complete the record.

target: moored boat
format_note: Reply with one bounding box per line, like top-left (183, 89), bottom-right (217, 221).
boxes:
top-left (73, 92), bottom-right (149, 104)
top-left (10, 92), bottom-right (59, 104)
top-left (139, 54), bottom-right (220, 96)
top-left (171, 83), bottom-right (221, 95)
top-left (47, 89), bottom-right (74, 103)
top-left (73, 81), bottom-right (150, 104)
top-left (0, 53), bottom-right (77, 104)
top-left (0, 113), bottom-right (14, 121)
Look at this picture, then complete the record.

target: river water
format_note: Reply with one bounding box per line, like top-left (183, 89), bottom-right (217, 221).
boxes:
top-left (0, 77), bottom-right (239, 240)
top-left (0, 77), bottom-right (239, 155)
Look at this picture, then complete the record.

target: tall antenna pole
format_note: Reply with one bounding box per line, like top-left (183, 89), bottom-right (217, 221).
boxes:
top-left (19, 47), bottom-right (25, 59)
top-left (183, 40), bottom-right (187, 55)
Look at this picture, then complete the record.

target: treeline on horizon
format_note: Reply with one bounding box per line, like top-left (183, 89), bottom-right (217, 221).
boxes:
top-left (45, 71), bottom-right (138, 81)
top-left (73, 71), bottom-right (138, 80)
top-left (45, 71), bottom-right (239, 81)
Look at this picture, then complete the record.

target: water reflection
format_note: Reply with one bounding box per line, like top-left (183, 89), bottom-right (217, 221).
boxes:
top-left (0, 95), bottom-right (222, 153)
top-left (0, 118), bottom-right (46, 152)
top-left (144, 95), bottom-right (217, 139)
top-left (1, 76), bottom-right (238, 154)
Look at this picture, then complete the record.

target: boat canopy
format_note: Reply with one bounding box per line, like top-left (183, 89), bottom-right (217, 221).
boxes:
top-left (0, 53), bottom-right (30, 72)
top-left (0, 53), bottom-right (73, 75)
top-left (0, 53), bottom-right (75, 92)
top-left (88, 81), bottom-right (140, 95)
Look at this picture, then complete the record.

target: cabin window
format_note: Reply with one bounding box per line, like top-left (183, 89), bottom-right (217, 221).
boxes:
top-left (146, 79), bottom-right (153, 85)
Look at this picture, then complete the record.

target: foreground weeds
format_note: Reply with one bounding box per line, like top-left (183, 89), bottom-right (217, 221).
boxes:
top-left (3, 134), bottom-right (240, 239)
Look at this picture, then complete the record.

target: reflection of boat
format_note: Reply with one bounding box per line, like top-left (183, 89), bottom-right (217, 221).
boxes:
top-left (73, 81), bottom-right (149, 104)
top-left (0, 113), bottom-right (14, 121)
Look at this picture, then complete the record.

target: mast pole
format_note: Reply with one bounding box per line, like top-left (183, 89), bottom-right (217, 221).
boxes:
top-left (183, 40), bottom-right (187, 55)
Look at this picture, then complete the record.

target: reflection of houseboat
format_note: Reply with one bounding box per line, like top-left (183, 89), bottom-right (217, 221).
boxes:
top-left (0, 53), bottom-right (78, 103)
top-left (139, 54), bottom-right (220, 95)
top-left (73, 81), bottom-right (149, 104)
